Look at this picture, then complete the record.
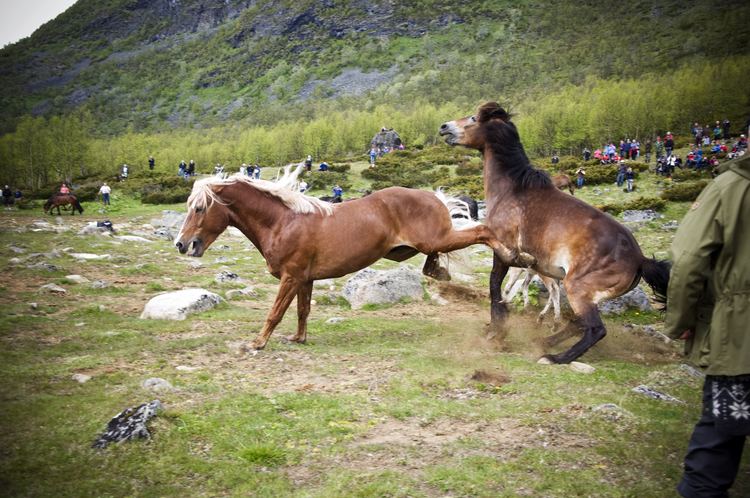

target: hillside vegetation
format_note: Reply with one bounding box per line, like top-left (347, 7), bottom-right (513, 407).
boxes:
top-left (0, 0), bottom-right (749, 188)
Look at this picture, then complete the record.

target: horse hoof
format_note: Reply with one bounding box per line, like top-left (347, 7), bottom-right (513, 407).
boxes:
top-left (242, 341), bottom-right (266, 352)
top-left (283, 335), bottom-right (306, 344)
top-left (519, 252), bottom-right (536, 267)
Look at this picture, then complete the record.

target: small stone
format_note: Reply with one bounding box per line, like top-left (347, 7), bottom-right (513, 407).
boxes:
top-left (40, 283), bottom-right (66, 294)
top-left (75, 322), bottom-right (85, 327)
top-left (569, 361), bottom-right (596, 374)
top-left (326, 317), bottom-right (345, 324)
top-left (537, 357), bottom-right (555, 365)
top-left (176, 365), bottom-right (200, 372)
top-left (142, 377), bottom-right (173, 392)
top-left (29, 302), bottom-right (38, 310)
top-left (98, 305), bottom-right (107, 312)
top-left (69, 253), bottom-right (112, 261)
top-left (225, 287), bottom-right (257, 300)
top-left (72, 373), bottom-right (92, 384)
top-left (90, 280), bottom-right (111, 289)
top-left (9, 257), bottom-right (22, 264)
top-left (430, 293), bottom-right (449, 306)
top-left (679, 364), bottom-right (705, 378)
top-left (632, 385), bottom-right (684, 404)
top-left (65, 274), bottom-right (90, 284)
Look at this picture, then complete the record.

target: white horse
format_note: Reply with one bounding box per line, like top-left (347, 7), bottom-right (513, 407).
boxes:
top-left (503, 268), bottom-right (562, 324)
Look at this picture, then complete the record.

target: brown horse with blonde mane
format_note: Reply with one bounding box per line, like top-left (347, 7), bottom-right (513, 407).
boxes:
top-left (175, 166), bottom-right (512, 351)
top-left (440, 102), bottom-right (670, 364)
top-left (44, 193), bottom-right (84, 215)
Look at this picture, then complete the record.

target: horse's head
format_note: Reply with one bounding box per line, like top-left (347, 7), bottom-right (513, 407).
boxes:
top-left (440, 102), bottom-right (512, 150)
top-left (175, 182), bottom-right (231, 257)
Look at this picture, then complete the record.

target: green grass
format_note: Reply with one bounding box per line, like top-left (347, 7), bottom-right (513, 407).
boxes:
top-left (0, 158), bottom-right (747, 497)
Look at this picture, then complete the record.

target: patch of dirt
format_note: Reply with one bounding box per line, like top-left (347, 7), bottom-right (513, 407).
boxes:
top-left (286, 415), bottom-right (592, 487)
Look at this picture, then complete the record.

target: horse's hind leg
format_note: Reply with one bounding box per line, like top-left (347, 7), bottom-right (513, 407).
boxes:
top-left (486, 253), bottom-right (510, 342)
top-left (422, 253), bottom-right (450, 281)
top-left (286, 281), bottom-right (313, 344)
top-left (246, 275), bottom-right (301, 351)
top-left (540, 303), bottom-right (605, 364)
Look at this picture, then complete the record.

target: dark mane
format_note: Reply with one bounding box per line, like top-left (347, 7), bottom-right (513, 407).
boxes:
top-left (478, 103), bottom-right (552, 191)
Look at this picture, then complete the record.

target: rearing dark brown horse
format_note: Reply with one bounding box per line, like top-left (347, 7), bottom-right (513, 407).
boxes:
top-left (440, 102), bottom-right (670, 364)
top-left (175, 166), bottom-right (511, 351)
top-left (44, 193), bottom-right (84, 215)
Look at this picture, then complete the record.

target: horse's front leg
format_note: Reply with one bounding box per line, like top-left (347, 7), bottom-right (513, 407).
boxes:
top-left (245, 274), bottom-right (301, 351)
top-left (285, 281), bottom-right (313, 344)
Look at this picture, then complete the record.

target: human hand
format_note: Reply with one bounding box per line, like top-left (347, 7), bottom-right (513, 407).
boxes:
top-left (679, 329), bottom-right (693, 340)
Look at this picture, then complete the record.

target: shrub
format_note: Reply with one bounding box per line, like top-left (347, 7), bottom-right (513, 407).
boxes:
top-left (597, 196), bottom-right (666, 215)
top-left (141, 188), bottom-right (191, 204)
top-left (660, 180), bottom-right (709, 202)
top-left (303, 171), bottom-right (351, 191)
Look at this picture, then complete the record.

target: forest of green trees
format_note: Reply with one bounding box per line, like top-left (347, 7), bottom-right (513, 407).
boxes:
top-left (1, 57), bottom-right (748, 189)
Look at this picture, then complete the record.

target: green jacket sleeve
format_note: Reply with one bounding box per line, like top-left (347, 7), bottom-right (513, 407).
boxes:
top-left (664, 183), bottom-right (724, 339)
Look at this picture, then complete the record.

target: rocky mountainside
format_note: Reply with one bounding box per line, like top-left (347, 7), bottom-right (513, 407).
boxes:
top-left (1, 0), bottom-right (749, 134)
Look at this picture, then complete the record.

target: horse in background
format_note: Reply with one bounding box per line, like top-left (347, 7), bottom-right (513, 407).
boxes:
top-left (503, 268), bottom-right (562, 324)
top-left (440, 102), bottom-right (670, 364)
top-left (175, 165), bottom-right (511, 351)
top-left (552, 174), bottom-right (575, 195)
top-left (44, 193), bottom-right (84, 215)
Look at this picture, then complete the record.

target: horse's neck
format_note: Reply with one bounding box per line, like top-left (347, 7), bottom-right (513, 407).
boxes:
top-left (482, 149), bottom-right (516, 206)
top-left (223, 185), bottom-right (285, 253)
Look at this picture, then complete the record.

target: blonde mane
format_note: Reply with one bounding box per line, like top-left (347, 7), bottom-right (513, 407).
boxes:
top-left (187, 164), bottom-right (334, 215)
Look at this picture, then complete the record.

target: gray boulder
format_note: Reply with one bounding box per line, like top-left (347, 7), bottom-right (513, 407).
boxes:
top-left (140, 288), bottom-right (223, 320)
top-left (215, 270), bottom-right (241, 283)
top-left (621, 210), bottom-right (662, 223)
top-left (600, 287), bottom-right (652, 315)
top-left (342, 266), bottom-right (424, 309)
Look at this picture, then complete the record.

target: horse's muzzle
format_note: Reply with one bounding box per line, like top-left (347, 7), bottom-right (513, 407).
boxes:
top-left (175, 238), bottom-right (204, 257)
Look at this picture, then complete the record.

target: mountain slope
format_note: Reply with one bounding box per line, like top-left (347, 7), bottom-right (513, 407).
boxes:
top-left (1, 0), bottom-right (749, 134)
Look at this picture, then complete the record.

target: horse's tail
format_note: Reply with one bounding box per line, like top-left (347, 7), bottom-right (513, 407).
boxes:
top-left (640, 257), bottom-right (671, 307)
top-left (434, 189), bottom-right (477, 229)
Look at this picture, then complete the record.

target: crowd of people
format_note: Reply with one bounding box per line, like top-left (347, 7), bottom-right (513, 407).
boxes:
top-left (570, 121), bottom-right (749, 190)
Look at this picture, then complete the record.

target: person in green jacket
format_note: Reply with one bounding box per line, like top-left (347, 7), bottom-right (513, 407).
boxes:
top-left (665, 154), bottom-right (750, 498)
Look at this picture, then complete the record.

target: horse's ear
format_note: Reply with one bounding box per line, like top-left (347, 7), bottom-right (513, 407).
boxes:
top-left (477, 102), bottom-right (511, 123)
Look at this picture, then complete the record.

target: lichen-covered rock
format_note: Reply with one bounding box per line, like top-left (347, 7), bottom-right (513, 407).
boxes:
top-left (140, 288), bottom-right (223, 320)
top-left (342, 266), bottom-right (423, 309)
top-left (92, 400), bottom-right (162, 449)
top-left (600, 287), bottom-right (652, 315)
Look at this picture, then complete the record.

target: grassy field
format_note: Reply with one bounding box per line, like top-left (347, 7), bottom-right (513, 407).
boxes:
top-left (1, 164), bottom-right (748, 497)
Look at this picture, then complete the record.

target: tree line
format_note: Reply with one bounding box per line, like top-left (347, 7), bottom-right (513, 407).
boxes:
top-left (1, 57), bottom-right (747, 189)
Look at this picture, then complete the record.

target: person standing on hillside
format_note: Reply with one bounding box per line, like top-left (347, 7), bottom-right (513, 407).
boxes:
top-left (583, 147), bottom-right (591, 161)
top-left (187, 160), bottom-right (196, 176)
top-left (665, 132), bottom-right (675, 157)
top-left (575, 167), bottom-right (585, 188)
top-left (98, 182), bottom-right (111, 206)
top-left (304, 155), bottom-right (313, 172)
top-left (2, 185), bottom-right (13, 210)
top-left (665, 154), bottom-right (750, 498)
top-left (616, 160), bottom-right (627, 187)
top-left (644, 139), bottom-right (652, 163)
top-left (369, 147), bottom-right (377, 167)
top-left (148, 156), bottom-right (155, 170)
top-left (625, 166), bottom-right (635, 192)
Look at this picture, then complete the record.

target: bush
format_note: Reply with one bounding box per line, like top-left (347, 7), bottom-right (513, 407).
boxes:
top-left (141, 188), bottom-right (191, 204)
top-left (597, 196), bottom-right (666, 215)
top-left (362, 159), bottom-right (443, 189)
top-left (660, 180), bottom-right (709, 202)
top-left (303, 171), bottom-right (351, 191)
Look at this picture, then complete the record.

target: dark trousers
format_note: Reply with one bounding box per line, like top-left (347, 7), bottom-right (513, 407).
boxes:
top-left (677, 379), bottom-right (747, 498)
